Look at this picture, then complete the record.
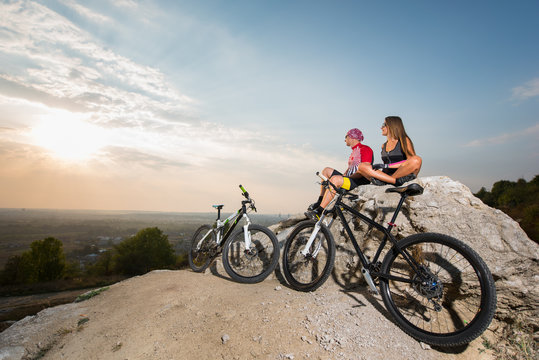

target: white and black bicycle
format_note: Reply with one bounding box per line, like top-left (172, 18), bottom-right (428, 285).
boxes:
top-left (188, 185), bottom-right (280, 284)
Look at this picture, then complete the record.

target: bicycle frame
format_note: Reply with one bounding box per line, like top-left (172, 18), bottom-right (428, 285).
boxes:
top-left (195, 200), bottom-right (254, 253)
top-left (305, 181), bottom-right (426, 293)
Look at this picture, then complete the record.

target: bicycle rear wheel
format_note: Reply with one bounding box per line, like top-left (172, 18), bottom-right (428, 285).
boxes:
top-left (222, 224), bottom-right (280, 283)
top-left (188, 225), bottom-right (215, 272)
top-left (379, 233), bottom-right (496, 347)
top-left (282, 220), bottom-right (335, 292)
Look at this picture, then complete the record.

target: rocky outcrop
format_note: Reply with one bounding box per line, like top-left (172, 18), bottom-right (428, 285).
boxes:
top-left (271, 176), bottom-right (539, 330)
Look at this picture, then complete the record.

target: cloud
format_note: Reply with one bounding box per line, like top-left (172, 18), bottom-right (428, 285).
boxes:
top-left (0, 1), bottom-right (195, 129)
top-left (99, 146), bottom-right (190, 170)
top-left (113, 0), bottom-right (139, 10)
top-left (0, 76), bottom-right (87, 113)
top-left (0, 1), bottom-right (339, 213)
top-left (59, 0), bottom-right (112, 24)
top-left (512, 78), bottom-right (539, 102)
top-left (463, 123), bottom-right (539, 147)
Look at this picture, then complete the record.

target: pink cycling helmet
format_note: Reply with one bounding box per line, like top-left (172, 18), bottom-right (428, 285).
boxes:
top-left (346, 128), bottom-right (364, 141)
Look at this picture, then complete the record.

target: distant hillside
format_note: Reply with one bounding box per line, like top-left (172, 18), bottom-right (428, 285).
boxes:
top-left (474, 175), bottom-right (538, 243)
top-left (0, 209), bottom-right (285, 268)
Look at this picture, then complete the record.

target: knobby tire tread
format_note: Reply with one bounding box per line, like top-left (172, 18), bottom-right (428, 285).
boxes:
top-left (379, 232), bottom-right (496, 347)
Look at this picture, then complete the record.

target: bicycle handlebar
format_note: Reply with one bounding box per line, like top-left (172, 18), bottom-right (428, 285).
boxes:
top-left (316, 171), bottom-right (328, 182)
top-left (239, 184), bottom-right (250, 199)
top-left (239, 184), bottom-right (257, 212)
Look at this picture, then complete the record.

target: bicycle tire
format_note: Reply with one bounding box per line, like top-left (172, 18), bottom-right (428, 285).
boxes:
top-left (188, 225), bottom-right (215, 273)
top-left (282, 220), bottom-right (335, 292)
top-left (379, 233), bottom-right (496, 347)
top-left (222, 224), bottom-right (280, 283)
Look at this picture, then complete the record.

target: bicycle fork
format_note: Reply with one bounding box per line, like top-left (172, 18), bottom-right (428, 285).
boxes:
top-left (300, 222), bottom-right (322, 257)
top-left (242, 213), bottom-right (253, 252)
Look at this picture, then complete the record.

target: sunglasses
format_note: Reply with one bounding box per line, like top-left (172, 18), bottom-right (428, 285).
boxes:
top-left (381, 123), bottom-right (387, 127)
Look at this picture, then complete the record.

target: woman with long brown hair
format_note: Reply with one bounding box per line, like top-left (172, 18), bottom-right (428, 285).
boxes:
top-left (357, 116), bottom-right (422, 186)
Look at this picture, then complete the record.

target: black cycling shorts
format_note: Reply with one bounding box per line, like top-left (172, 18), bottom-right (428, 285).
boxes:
top-left (382, 167), bottom-right (397, 175)
top-left (330, 170), bottom-right (369, 191)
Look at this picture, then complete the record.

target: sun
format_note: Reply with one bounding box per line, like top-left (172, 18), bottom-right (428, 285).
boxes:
top-left (30, 111), bottom-right (108, 161)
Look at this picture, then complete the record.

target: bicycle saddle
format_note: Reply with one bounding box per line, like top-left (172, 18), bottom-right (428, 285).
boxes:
top-left (385, 183), bottom-right (424, 197)
top-left (212, 205), bottom-right (224, 210)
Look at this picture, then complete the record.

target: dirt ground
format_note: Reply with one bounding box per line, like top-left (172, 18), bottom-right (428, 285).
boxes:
top-left (0, 267), bottom-right (497, 360)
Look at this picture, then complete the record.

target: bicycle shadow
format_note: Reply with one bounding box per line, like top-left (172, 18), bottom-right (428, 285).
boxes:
top-left (331, 265), bottom-right (470, 354)
top-left (270, 262), bottom-right (298, 290)
top-left (207, 260), bottom-right (235, 282)
top-left (331, 265), bottom-right (390, 319)
top-left (207, 258), bottom-right (289, 286)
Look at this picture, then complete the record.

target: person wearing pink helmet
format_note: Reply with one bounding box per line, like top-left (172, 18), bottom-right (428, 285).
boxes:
top-left (305, 128), bottom-right (373, 219)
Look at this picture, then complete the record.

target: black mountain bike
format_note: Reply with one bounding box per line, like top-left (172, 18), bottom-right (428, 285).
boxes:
top-left (282, 173), bottom-right (496, 347)
top-left (188, 185), bottom-right (280, 284)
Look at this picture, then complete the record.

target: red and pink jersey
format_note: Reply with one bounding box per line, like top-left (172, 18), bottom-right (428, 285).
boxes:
top-left (345, 143), bottom-right (373, 176)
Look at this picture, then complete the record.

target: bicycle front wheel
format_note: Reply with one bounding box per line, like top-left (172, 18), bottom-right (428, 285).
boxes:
top-left (282, 220), bottom-right (335, 292)
top-left (188, 225), bottom-right (215, 273)
top-left (222, 224), bottom-right (280, 283)
top-left (379, 233), bottom-right (496, 347)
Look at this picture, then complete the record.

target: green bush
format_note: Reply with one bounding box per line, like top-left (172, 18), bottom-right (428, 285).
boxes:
top-left (86, 250), bottom-right (114, 277)
top-left (176, 252), bottom-right (189, 269)
top-left (1, 253), bottom-right (31, 284)
top-left (0, 237), bottom-right (66, 285)
top-left (113, 227), bottom-right (176, 276)
top-left (30, 237), bottom-right (66, 282)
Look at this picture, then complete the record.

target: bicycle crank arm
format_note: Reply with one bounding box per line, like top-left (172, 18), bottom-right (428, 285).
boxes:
top-left (361, 267), bottom-right (379, 295)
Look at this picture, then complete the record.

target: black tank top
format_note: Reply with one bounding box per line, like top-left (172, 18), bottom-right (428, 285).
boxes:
top-left (381, 140), bottom-right (407, 164)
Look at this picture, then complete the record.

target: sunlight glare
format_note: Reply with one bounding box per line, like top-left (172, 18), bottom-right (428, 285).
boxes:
top-left (31, 112), bottom-right (108, 161)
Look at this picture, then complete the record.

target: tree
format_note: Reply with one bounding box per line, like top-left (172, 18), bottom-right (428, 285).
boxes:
top-left (475, 187), bottom-right (494, 206)
top-left (490, 180), bottom-right (515, 206)
top-left (113, 227), bottom-right (176, 276)
top-left (1, 237), bottom-right (66, 285)
top-left (0, 253), bottom-right (33, 285)
top-left (87, 250), bottom-right (114, 276)
top-left (474, 176), bottom-right (538, 243)
top-left (29, 237), bottom-right (66, 282)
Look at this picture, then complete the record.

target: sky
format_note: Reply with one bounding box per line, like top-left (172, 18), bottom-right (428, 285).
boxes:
top-left (0, 0), bottom-right (538, 214)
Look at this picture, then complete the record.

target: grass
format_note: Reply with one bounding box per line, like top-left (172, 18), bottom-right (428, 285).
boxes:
top-left (74, 286), bottom-right (109, 303)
